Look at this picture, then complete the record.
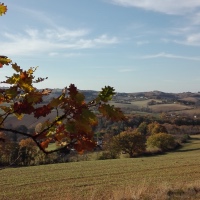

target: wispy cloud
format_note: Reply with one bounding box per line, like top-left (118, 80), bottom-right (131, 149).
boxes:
top-left (118, 68), bottom-right (137, 72)
top-left (13, 5), bottom-right (59, 28)
top-left (109, 0), bottom-right (200, 15)
top-left (141, 52), bottom-right (200, 61)
top-left (136, 40), bottom-right (149, 46)
top-left (174, 33), bottom-right (200, 46)
top-left (1, 28), bottom-right (119, 57)
top-left (49, 52), bottom-right (83, 58)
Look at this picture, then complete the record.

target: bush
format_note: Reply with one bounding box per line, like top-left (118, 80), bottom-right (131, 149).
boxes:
top-left (112, 128), bottom-right (146, 158)
top-left (146, 132), bottom-right (176, 151)
top-left (147, 122), bottom-right (168, 135)
top-left (97, 151), bottom-right (119, 160)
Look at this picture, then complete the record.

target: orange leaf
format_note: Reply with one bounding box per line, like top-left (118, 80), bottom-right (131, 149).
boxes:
top-left (20, 71), bottom-right (28, 80)
top-left (41, 139), bottom-right (50, 149)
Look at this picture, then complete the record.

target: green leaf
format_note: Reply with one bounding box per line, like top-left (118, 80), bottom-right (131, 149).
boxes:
top-left (65, 121), bottom-right (76, 133)
top-left (26, 92), bottom-right (43, 104)
top-left (98, 86), bottom-right (115, 102)
top-left (75, 93), bottom-right (85, 105)
top-left (49, 94), bottom-right (65, 108)
top-left (81, 108), bottom-right (97, 125)
top-left (0, 105), bottom-right (11, 113)
top-left (5, 86), bottom-right (18, 99)
top-left (2, 74), bottom-right (20, 84)
top-left (11, 63), bottom-right (23, 73)
top-left (98, 104), bottom-right (125, 121)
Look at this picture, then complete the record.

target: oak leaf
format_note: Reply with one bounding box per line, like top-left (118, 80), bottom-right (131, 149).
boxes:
top-left (68, 84), bottom-right (78, 98)
top-left (98, 104), bottom-right (125, 121)
top-left (98, 86), bottom-right (115, 102)
top-left (0, 3), bottom-right (7, 16)
top-left (41, 139), bottom-right (51, 149)
top-left (0, 56), bottom-right (11, 67)
top-left (34, 105), bottom-right (52, 118)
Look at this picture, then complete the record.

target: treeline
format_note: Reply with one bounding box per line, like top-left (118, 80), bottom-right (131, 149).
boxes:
top-left (0, 113), bottom-right (197, 167)
top-left (0, 132), bottom-right (67, 167)
top-left (95, 113), bottom-right (200, 139)
top-left (94, 121), bottom-right (188, 160)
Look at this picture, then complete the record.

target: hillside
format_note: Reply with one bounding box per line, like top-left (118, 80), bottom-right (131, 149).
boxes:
top-left (1, 135), bottom-right (200, 200)
top-left (3, 89), bottom-right (200, 130)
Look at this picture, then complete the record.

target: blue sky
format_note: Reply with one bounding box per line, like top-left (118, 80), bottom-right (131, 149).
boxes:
top-left (1, 0), bottom-right (200, 93)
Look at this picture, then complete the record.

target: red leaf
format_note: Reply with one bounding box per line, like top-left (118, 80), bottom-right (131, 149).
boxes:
top-left (68, 84), bottom-right (78, 98)
top-left (34, 105), bottom-right (52, 118)
top-left (13, 101), bottom-right (34, 115)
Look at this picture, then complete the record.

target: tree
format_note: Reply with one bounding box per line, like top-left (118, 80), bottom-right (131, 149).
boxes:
top-left (137, 122), bottom-right (148, 135)
top-left (19, 138), bottom-right (37, 166)
top-left (112, 128), bottom-right (146, 158)
top-left (146, 132), bottom-right (176, 151)
top-left (0, 131), bottom-right (20, 165)
top-left (147, 122), bottom-right (168, 135)
top-left (0, 3), bottom-right (125, 155)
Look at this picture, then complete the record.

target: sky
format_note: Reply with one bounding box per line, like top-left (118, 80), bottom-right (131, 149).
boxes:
top-left (1, 0), bottom-right (200, 93)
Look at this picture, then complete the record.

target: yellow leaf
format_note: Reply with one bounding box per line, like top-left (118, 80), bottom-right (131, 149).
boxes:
top-left (0, 56), bottom-right (12, 67)
top-left (14, 113), bottom-right (24, 120)
top-left (0, 3), bottom-right (7, 16)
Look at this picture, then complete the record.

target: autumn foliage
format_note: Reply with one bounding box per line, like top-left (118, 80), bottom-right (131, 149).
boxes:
top-left (0, 3), bottom-right (125, 154)
top-left (0, 2), bottom-right (7, 16)
top-left (111, 128), bottom-right (146, 158)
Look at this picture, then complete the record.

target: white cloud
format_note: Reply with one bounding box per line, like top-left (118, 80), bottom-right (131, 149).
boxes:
top-left (1, 28), bottom-right (119, 57)
top-left (187, 33), bottom-right (200, 43)
top-left (141, 52), bottom-right (200, 61)
top-left (109, 0), bottom-right (200, 15)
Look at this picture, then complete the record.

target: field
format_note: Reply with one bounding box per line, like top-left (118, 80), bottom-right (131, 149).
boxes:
top-left (110, 100), bottom-right (152, 108)
top-left (173, 108), bottom-right (200, 116)
top-left (150, 103), bottom-right (192, 113)
top-left (1, 135), bottom-right (200, 200)
top-left (110, 100), bottom-right (193, 113)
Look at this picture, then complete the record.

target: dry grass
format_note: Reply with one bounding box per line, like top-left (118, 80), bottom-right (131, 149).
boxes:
top-left (172, 108), bottom-right (200, 116)
top-left (150, 103), bottom-right (192, 113)
top-left (110, 100), bottom-right (151, 108)
top-left (1, 135), bottom-right (200, 200)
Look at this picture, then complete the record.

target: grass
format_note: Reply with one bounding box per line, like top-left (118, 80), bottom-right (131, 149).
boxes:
top-left (1, 135), bottom-right (200, 200)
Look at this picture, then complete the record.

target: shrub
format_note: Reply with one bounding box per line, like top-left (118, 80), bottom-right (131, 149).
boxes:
top-left (112, 128), bottom-right (146, 158)
top-left (146, 132), bottom-right (176, 151)
top-left (147, 122), bottom-right (168, 135)
top-left (97, 151), bottom-right (120, 160)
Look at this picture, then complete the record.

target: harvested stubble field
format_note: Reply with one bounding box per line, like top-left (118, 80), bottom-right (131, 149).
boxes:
top-left (110, 100), bottom-right (195, 115)
top-left (149, 103), bottom-right (192, 113)
top-left (1, 136), bottom-right (200, 200)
